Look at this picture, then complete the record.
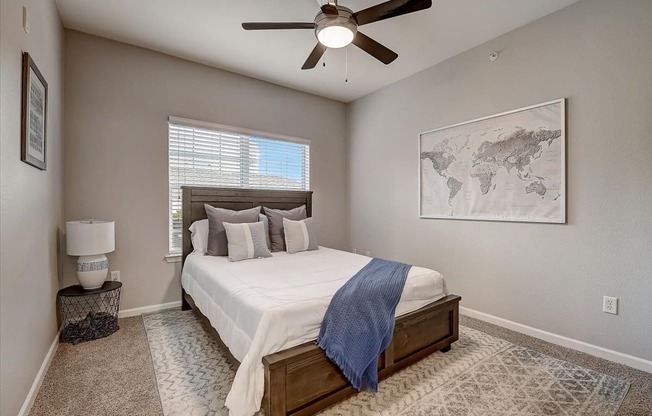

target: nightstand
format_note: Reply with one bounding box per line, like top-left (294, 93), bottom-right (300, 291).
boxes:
top-left (58, 281), bottom-right (122, 344)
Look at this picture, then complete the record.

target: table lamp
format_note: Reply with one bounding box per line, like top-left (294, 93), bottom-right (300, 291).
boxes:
top-left (66, 220), bottom-right (115, 290)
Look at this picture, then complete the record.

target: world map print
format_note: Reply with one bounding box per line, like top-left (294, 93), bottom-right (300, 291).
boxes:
top-left (419, 100), bottom-right (565, 223)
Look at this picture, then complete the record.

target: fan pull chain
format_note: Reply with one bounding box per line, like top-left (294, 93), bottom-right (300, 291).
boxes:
top-left (323, 50), bottom-right (326, 67)
top-left (345, 47), bottom-right (348, 83)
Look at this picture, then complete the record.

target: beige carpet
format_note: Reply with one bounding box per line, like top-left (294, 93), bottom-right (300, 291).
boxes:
top-left (30, 316), bottom-right (162, 416)
top-left (30, 312), bottom-right (651, 416)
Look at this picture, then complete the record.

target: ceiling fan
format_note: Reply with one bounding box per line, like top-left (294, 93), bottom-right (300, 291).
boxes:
top-left (242, 0), bottom-right (432, 70)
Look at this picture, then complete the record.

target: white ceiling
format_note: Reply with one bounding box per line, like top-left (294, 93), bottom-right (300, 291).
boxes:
top-left (55, 0), bottom-right (579, 103)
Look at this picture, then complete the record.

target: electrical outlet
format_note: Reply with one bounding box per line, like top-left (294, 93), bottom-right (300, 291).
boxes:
top-left (110, 271), bottom-right (121, 282)
top-left (603, 296), bottom-right (618, 315)
top-left (352, 248), bottom-right (357, 254)
top-left (365, 250), bottom-right (371, 257)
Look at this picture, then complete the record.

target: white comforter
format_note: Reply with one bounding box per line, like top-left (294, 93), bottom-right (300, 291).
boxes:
top-left (181, 247), bottom-right (447, 416)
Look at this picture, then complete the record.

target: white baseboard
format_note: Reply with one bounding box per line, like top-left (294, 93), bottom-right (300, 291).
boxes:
top-left (119, 300), bottom-right (182, 318)
top-left (18, 331), bottom-right (60, 416)
top-left (460, 306), bottom-right (652, 374)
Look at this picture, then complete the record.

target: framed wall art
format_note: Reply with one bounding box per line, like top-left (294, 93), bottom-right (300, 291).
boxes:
top-left (21, 52), bottom-right (48, 170)
top-left (419, 99), bottom-right (566, 223)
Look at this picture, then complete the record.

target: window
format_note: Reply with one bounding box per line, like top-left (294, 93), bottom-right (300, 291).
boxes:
top-left (168, 116), bottom-right (310, 255)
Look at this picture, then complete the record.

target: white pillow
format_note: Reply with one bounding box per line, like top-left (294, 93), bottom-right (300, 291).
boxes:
top-left (189, 219), bottom-right (209, 254)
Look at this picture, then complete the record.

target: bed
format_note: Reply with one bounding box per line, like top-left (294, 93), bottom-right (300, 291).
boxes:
top-left (180, 186), bottom-right (461, 416)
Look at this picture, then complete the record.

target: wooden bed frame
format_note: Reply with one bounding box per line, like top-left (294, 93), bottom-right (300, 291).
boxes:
top-left (180, 186), bottom-right (461, 416)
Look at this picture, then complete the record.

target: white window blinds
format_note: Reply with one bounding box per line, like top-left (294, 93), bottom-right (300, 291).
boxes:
top-left (168, 117), bottom-right (310, 254)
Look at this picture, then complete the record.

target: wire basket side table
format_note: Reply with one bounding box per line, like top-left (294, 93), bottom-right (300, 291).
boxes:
top-left (58, 281), bottom-right (122, 344)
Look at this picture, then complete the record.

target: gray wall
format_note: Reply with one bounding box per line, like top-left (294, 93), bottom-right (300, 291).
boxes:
top-left (347, 0), bottom-right (652, 361)
top-left (0, 0), bottom-right (65, 414)
top-left (63, 31), bottom-right (348, 310)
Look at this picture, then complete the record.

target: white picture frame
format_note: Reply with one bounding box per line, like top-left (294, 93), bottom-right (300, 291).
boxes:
top-left (418, 99), bottom-right (566, 223)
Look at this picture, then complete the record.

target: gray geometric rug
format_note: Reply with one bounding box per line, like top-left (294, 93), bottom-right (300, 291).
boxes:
top-left (143, 310), bottom-right (629, 416)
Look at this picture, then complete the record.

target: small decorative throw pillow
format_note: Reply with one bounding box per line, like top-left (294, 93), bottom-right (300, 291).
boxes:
top-left (222, 221), bottom-right (272, 262)
top-left (283, 217), bottom-right (318, 254)
top-left (205, 204), bottom-right (261, 256)
top-left (263, 205), bottom-right (307, 252)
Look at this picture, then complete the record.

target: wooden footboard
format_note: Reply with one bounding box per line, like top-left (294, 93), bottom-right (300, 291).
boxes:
top-left (262, 294), bottom-right (461, 416)
top-left (183, 289), bottom-right (460, 416)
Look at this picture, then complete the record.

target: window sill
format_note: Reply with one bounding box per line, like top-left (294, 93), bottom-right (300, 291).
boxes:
top-left (165, 254), bottom-right (182, 263)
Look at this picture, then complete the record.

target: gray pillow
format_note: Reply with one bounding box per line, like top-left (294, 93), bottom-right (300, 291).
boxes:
top-left (223, 221), bottom-right (272, 262)
top-left (283, 217), bottom-right (318, 254)
top-left (263, 205), bottom-right (307, 252)
top-left (205, 204), bottom-right (261, 256)
top-left (259, 214), bottom-right (271, 249)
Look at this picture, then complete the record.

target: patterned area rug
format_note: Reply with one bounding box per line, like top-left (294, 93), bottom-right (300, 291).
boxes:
top-left (143, 310), bottom-right (629, 416)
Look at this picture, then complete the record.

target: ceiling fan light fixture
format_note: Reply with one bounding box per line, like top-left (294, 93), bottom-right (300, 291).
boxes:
top-left (242, 0), bottom-right (434, 69)
top-left (315, 14), bottom-right (357, 48)
top-left (317, 25), bottom-right (354, 48)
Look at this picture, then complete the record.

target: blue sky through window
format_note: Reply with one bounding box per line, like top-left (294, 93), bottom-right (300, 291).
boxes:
top-left (251, 137), bottom-right (305, 181)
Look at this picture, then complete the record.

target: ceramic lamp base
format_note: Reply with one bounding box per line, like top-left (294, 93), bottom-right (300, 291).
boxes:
top-left (76, 254), bottom-right (109, 290)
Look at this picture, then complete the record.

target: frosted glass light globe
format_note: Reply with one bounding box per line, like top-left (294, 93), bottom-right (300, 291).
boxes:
top-left (317, 25), bottom-right (354, 48)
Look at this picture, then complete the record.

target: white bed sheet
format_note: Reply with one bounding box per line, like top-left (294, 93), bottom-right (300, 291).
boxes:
top-left (181, 247), bottom-right (447, 416)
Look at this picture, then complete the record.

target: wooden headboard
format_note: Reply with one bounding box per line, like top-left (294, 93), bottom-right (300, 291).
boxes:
top-left (181, 186), bottom-right (313, 263)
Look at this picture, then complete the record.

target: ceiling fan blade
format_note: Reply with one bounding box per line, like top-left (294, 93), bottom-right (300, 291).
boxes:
top-left (242, 22), bottom-right (316, 30)
top-left (353, 0), bottom-right (432, 26)
top-left (302, 43), bottom-right (327, 70)
top-left (352, 32), bottom-right (398, 65)
top-left (321, 3), bottom-right (339, 15)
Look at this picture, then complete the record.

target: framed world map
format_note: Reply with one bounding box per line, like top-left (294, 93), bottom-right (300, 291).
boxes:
top-left (419, 99), bottom-right (566, 223)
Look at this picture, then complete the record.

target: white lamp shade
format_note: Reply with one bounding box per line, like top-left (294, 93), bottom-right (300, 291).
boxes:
top-left (66, 220), bottom-right (115, 256)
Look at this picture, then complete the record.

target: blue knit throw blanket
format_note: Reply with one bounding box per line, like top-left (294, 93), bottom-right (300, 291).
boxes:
top-left (317, 258), bottom-right (412, 391)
